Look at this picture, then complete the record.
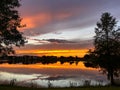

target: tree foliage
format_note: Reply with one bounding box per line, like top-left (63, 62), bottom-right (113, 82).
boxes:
top-left (0, 0), bottom-right (26, 56)
top-left (84, 12), bottom-right (120, 85)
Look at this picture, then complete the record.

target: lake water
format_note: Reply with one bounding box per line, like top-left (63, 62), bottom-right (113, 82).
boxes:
top-left (0, 62), bottom-right (109, 87)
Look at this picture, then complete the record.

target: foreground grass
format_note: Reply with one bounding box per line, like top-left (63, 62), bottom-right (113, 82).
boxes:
top-left (0, 85), bottom-right (120, 90)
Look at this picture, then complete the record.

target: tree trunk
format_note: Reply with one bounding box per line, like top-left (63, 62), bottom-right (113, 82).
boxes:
top-left (110, 70), bottom-right (114, 85)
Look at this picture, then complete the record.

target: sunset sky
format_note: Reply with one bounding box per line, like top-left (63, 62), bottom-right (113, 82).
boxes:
top-left (16, 0), bottom-right (120, 57)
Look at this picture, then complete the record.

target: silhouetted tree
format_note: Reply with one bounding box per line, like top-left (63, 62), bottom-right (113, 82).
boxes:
top-left (84, 12), bottom-right (120, 85)
top-left (0, 0), bottom-right (26, 56)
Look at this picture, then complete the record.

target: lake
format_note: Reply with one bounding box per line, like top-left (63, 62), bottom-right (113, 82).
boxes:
top-left (0, 62), bottom-right (109, 87)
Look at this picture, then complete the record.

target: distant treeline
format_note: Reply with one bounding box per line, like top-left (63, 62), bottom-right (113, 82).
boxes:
top-left (0, 55), bottom-right (84, 65)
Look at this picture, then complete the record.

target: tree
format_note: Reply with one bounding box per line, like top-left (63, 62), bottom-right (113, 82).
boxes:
top-left (0, 0), bottom-right (26, 56)
top-left (84, 12), bottom-right (120, 85)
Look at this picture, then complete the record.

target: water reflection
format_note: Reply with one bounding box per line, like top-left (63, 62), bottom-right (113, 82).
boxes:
top-left (0, 62), bottom-right (94, 69)
top-left (0, 62), bottom-right (109, 87)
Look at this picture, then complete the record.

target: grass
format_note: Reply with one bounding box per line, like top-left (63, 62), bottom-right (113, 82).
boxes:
top-left (0, 85), bottom-right (120, 90)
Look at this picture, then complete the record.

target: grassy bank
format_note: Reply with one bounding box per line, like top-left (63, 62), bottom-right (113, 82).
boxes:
top-left (0, 85), bottom-right (120, 90)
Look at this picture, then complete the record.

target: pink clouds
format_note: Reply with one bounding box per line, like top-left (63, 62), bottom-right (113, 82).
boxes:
top-left (20, 13), bottom-right (52, 31)
top-left (19, 0), bottom-right (120, 36)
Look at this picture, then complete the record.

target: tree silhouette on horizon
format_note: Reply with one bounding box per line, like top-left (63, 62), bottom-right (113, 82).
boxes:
top-left (84, 12), bottom-right (120, 85)
top-left (0, 0), bottom-right (26, 56)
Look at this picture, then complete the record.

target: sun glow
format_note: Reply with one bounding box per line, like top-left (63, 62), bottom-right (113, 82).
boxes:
top-left (16, 49), bottom-right (88, 57)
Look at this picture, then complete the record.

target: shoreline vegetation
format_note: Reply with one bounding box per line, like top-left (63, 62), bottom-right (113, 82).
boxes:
top-left (0, 78), bottom-right (108, 87)
top-left (0, 85), bottom-right (120, 90)
top-left (0, 55), bottom-right (84, 65)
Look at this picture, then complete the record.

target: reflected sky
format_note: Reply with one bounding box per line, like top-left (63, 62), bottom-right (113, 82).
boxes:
top-left (0, 62), bottom-right (109, 87)
top-left (0, 62), bottom-right (97, 75)
top-left (0, 62), bottom-right (108, 87)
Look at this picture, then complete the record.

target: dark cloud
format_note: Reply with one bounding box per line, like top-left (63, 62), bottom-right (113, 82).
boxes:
top-left (16, 39), bottom-right (93, 51)
top-left (27, 38), bottom-right (75, 44)
top-left (44, 39), bottom-right (75, 44)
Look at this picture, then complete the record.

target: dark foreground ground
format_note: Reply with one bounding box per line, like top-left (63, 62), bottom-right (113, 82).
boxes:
top-left (0, 85), bottom-right (120, 90)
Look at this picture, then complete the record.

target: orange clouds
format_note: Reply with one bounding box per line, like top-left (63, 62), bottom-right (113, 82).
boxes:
top-left (15, 39), bottom-right (93, 57)
top-left (21, 17), bottom-right (35, 29)
top-left (16, 49), bottom-right (88, 57)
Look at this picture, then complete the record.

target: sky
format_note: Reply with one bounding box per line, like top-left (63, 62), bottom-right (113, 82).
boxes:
top-left (15, 0), bottom-right (120, 57)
